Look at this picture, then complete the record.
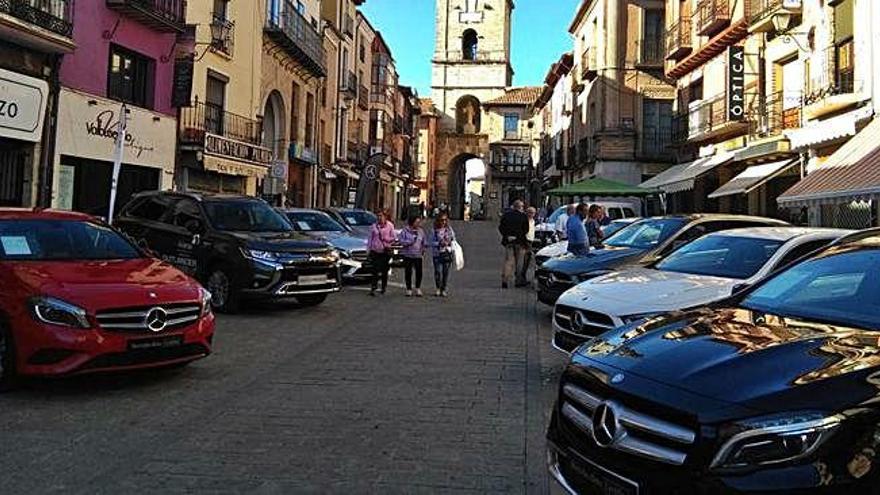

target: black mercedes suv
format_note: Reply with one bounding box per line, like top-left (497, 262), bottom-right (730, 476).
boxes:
top-left (548, 229), bottom-right (880, 494)
top-left (116, 192), bottom-right (340, 312)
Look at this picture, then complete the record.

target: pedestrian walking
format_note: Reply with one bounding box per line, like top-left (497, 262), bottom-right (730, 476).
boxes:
top-left (431, 212), bottom-right (456, 297)
top-left (566, 204), bottom-right (590, 256)
top-left (367, 208), bottom-right (396, 296)
top-left (519, 206), bottom-right (537, 285)
top-left (499, 199), bottom-right (529, 288)
top-left (399, 216), bottom-right (426, 297)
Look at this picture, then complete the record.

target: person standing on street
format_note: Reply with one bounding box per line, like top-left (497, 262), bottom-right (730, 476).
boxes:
top-left (499, 199), bottom-right (529, 289)
top-left (367, 208), bottom-right (396, 296)
top-left (555, 204), bottom-right (574, 241)
top-left (431, 213), bottom-right (456, 297)
top-left (586, 204), bottom-right (605, 249)
top-left (566, 204), bottom-right (590, 256)
top-left (399, 216), bottom-right (426, 297)
top-left (519, 206), bottom-right (537, 285)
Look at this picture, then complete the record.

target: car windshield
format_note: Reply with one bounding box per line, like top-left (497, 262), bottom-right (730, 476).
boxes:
top-left (741, 246), bottom-right (880, 330)
top-left (339, 210), bottom-right (377, 227)
top-left (656, 235), bottom-right (784, 279)
top-left (204, 201), bottom-right (292, 232)
top-left (287, 212), bottom-right (346, 232)
top-left (602, 220), bottom-right (632, 239)
top-left (0, 220), bottom-right (141, 261)
top-left (548, 206), bottom-right (569, 223)
top-left (605, 218), bottom-right (687, 249)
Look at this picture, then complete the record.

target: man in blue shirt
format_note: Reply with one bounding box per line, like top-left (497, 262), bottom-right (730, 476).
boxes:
top-left (566, 204), bottom-right (590, 256)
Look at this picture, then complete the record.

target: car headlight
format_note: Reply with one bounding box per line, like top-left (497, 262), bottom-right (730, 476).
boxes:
top-left (198, 287), bottom-right (213, 317)
top-left (576, 270), bottom-right (610, 282)
top-left (711, 412), bottom-right (842, 471)
top-left (30, 296), bottom-right (91, 328)
top-left (242, 248), bottom-right (278, 262)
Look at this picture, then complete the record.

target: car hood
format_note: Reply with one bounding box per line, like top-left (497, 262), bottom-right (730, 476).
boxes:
top-left (577, 307), bottom-right (880, 414)
top-left (536, 222), bottom-right (555, 233)
top-left (302, 231), bottom-right (366, 252)
top-left (227, 231), bottom-right (331, 252)
top-left (537, 241), bottom-right (567, 259)
top-left (541, 246), bottom-right (646, 275)
top-left (8, 258), bottom-right (202, 312)
top-left (557, 268), bottom-right (738, 317)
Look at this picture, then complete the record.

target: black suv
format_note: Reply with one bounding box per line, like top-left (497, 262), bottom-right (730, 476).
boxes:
top-left (548, 229), bottom-right (880, 494)
top-left (116, 192), bottom-right (341, 312)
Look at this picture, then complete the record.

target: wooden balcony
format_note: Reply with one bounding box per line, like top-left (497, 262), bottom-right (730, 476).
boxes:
top-left (665, 18), bottom-right (692, 61)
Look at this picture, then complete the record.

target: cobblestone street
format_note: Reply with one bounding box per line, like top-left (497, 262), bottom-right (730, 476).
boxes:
top-left (0, 221), bottom-right (567, 494)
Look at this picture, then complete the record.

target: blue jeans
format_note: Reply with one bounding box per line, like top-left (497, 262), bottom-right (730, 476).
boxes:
top-left (433, 257), bottom-right (452, 290)
top-left (567, 243), bottom-right (589, 257)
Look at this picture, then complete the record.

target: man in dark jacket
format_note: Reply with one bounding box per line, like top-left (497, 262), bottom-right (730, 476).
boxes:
top-left (499, 199), bottom-right (529, 288)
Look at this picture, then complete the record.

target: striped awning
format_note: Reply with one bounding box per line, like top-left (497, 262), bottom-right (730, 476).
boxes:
top-left (640, 152), bottom-right (735, 194)
top-left (779, 117), bottom-right (880, 207)
top-left (708, 158), bottom-right (799, 199)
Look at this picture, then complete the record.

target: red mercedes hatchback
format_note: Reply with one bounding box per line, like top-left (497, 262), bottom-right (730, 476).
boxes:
top-left (0, 208), bottom-right (215, 387)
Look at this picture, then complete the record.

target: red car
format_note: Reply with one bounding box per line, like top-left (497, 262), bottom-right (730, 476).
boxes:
top-left (0, 208), bottom-right (214, 387)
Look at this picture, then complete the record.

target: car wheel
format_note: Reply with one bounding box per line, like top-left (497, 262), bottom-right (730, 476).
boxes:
top-left (0, 322), bottom-right (18, 391)
top-left (296, 294), bottom-right (327, 307)
top-left (206, 269), bottom-right (240, 314)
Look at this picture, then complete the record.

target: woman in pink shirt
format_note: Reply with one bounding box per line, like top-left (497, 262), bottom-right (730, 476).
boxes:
top-left (367, 208), bottom-right (397, 296)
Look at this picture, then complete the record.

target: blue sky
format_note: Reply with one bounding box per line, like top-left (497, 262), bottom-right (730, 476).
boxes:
top-left (361, 0), bottom-right (581, 97)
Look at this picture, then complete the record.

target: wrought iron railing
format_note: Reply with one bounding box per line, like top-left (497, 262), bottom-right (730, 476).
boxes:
top-left (749, 0), bottom-right (801, 28)
top-left (0, 0), bottom-right (73, 37)
top-left (106, 0), bottom-right (185, 27)
top-left (673, 91), bottom-right (757, 142)
top-left (749, 91), bottom-right (802, 137)
top-left (179, 100), bottom-right (263, 147)
top-left (211, 15), bottom-right (234, 56)
top-left (666, 17), bottom-right (692, 59)
top-left (695, 0), bottom-right (730, 36)
top-left (340, 70), bottom-right (357, 92)
top-left (804, 45), bottom-right (857, 105)
top-left (264, 2), bottom-right (325, 74)
top-left (638, 39), bottom-right (663, 66)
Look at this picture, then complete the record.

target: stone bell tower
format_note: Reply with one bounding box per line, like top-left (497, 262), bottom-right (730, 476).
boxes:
top-left (431, 0), bottom-right (514, 218)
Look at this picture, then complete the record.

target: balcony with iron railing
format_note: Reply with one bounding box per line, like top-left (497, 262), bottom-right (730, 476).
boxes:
top-left (358, 84), bottom-right (369, 110)
top-left (179, 100), bottom-right (263, 148)
top-left (0, 0), bottom-right (74, 51)
top-left (637, 39), bottom-right (664, 68)
top-left (672, 91), bottom-right (756, 143)
top-left (749, 0), bottom-right (802, 33)
top-left (265, 2), bottom-right (326, 78)
top-left (581, 47), bottom-right (597, 80)
top-left (490, 145), bottom-right (532, 178)
top-left (804, 45), bottom-right (861, 119)
top-left (666, 17), bottom-right (692, 61)
top-left (340, 70), bottom-right (357, 97)
top-left (695, 0), bottom-right (730, 37)
top-left (106, 0), bottom-right (185, 32)
top-left (749, 91), bottom-right (802, 139)
top-left (210, 15), bottom-right (234, 57)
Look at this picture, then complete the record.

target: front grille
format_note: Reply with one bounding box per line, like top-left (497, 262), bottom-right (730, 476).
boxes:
top-left (560, 382), bottom-right (696, 466)
top-left (554, 305), bottom-right (616, 336)
top-left (279, 267), bottom-right (339, 282)
top-left (553, 331), bottom-right (588, 353)
top-left (96, 303), bottom-right (201, 332)
top-left (351, 250), bottom-right (368, 262)
top-left (80, 344), bottom-right (209, 371)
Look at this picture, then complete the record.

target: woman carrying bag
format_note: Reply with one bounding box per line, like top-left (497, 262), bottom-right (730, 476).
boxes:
top-left (367, 208), bottom-right (396, 296)
top-left (431, 213), bottom-right (456, 298)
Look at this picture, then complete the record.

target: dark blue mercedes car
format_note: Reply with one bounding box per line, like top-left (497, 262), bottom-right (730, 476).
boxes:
top-left (536, 215), bottom-right (788, 305)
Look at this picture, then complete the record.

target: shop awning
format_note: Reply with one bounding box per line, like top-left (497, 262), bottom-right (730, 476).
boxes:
top-left (779, 117), bottom-right (880, 207)
top-left (783, 106), bottom-right (871, 151)
top-left (331, 165), bottom-right (359, 180)
top-left (708, 158), bottom-right (799, 199)
top-left (548, 177), bottom-right (649, 196)
top-left (638, 151), bottom-right (735, 194)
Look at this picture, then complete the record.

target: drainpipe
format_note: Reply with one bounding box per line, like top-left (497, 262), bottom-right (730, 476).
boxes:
top-left (37, 53), bottom-right (62, 208)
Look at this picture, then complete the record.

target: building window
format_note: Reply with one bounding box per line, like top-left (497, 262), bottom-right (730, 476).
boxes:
top-left (107, 45), bottom-right (155, 109)
top-left (504, 114), bottom-right (519, 140)
top-left (462, 29), bottom-right (478, 60)
top-left (205, 73), bottom-right (226, 135)
top-left (360, 37), bottom-right (366, 62)
top-left (305, 92), bottom-right (315, 148)
top-left (641, 10), bottom-right (663, 63)
top-left (641, 99), bottom-right (672, 156)
top-left (291, 82), bottom-right (300, 143)
top-left (213, 0), bottom-right (229, 19)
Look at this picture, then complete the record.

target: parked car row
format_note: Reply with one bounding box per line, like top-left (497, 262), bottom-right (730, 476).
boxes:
top-left (534, 202), bottom-right (639, 248)
top-left (0, 193), bottom-right (395, 387)
top-left (542, 216), bottom-right (880, 493)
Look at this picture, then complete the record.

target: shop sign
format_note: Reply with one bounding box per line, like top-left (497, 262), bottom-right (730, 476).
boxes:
top-left (203, 155), bottom-right (268, 178)
top-left (171, 55), bottom-right (195, 108)
top-left (270, 160), bottom-right (288, 179)
top-left (205, 133), bottom-right (272, 166)
top-left (0, 68), bottom-right (48, 142)
top-left (728, 46), bottom-right (746, 121)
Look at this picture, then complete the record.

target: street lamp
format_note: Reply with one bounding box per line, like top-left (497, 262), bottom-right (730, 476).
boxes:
top-left (771, 12), bottom-right (810, 51)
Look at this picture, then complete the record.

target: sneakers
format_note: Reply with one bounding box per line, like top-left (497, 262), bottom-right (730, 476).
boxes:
top-left (435, 289), bottom-right (443, 297)
top-left (415, 289), bottom-right (423, 297)
top-left (441, 290), bottom-right (449, 298)
top-left (405, 290), bottom-right (413, 297)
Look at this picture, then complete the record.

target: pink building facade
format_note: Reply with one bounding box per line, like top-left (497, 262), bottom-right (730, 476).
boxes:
top-left (52, 0), bottom-right (186, 216)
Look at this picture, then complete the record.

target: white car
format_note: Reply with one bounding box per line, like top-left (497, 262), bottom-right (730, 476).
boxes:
top-left (552, 227), bottom-right (853, 353)
top-left (535, 217), bottom-right (639, 266)
top-left (534, 202), bottom-right (639, 247)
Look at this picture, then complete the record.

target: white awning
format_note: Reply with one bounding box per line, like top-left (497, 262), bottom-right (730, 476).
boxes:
top-left (647, 151), bottom-right (736, 194)
top-left (783, 106), bottom-right (871, 150)
top-left (639, 163), bottom-right (691, 190)
top-left (708, 158), bottom-right (799, 199)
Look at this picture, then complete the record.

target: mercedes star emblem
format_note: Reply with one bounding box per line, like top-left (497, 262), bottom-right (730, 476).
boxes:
top-left (364, 164), bottom-right (378, 180)
top-left (145, 307), bottom-right (168, 332)
top-left (591, 401), bottom-right (621, 448)
top-left (572, 311), bottom-right (587, 332)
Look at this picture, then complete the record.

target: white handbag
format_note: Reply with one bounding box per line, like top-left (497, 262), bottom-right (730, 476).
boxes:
top-left (452, 240), bottom-right (465, 271)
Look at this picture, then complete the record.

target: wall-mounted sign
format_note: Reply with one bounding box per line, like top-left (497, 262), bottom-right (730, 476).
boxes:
top-left (728, 46), bottom-right (746, 121)
top-left (172, 55), bottom-right (194, 108)
top-left (205, 133), bottom-right (272, 165)
top-left (0, 68), bottom-right (47, 142)
top-left (270, 160), bottom-right (288, 179)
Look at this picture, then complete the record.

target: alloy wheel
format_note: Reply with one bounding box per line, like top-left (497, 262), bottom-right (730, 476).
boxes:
top-left (207, 271), bottom-right (230, 309)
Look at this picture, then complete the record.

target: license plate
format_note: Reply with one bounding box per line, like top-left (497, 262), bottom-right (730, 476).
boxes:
top-left (128, 335), bottom-right (183, 351)
top-left (299, 274), bottom-right (328, 285)
top-left (564, 458), bottom-right (639, 495)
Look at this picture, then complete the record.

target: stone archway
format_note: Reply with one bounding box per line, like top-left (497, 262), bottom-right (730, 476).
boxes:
top-left (434, 133), bottom-right (489, 220)
top-left (262, 90), bottom-right (286, 159)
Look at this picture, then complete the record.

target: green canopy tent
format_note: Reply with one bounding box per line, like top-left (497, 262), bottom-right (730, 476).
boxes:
top-left (547, 177), bottom-right (650, 197)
